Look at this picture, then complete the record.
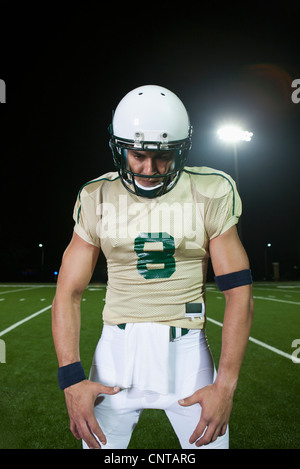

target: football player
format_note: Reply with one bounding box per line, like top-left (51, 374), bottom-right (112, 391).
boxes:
top-left (52, 85), bottom-right (254, 449)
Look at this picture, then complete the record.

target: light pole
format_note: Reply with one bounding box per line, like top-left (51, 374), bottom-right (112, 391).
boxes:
top-left (264, 242), bottom-right (272, 279)
top-left (38, 243), bottom-right (44, 281)
top-left (217, 125), bottom-right (253, 241)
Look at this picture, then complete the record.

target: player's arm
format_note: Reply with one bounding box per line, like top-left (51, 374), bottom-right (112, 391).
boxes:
top-left (52, 232), bottom-right (119, 449)
top-left (52, 232), bottom-right (99, 366)
top-left (209, 225), bottom-right (254, 397)
top-left (179, 225), bottom-right (254, 446)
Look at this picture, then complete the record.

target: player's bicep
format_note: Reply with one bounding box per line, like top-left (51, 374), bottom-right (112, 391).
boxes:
top-left (209, 225), bottom-right (249, 277)
top-left (57, 232), bottom-right (100, 296)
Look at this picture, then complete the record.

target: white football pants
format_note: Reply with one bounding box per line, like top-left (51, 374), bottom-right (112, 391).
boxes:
top-left (83, 323), bottom-right (229, 449)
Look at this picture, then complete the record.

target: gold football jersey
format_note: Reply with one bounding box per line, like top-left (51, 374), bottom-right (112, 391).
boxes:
top-left (73, 167), bottom-right (241, 329)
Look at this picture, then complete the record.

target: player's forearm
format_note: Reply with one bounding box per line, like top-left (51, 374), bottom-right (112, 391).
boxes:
top-left (214, 285), bottom-right (254, 394)
top-left (52, 291), bottom-right (82, 367)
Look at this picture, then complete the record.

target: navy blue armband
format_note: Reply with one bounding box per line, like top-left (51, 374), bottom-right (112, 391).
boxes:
top-left (214, 269), bottom-right (252, 291)
top-left (57, 361), bottom-right (86, 390)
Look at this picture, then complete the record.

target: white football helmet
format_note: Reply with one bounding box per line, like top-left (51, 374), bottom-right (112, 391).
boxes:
top-left (109, 85), bottom-right (192, 197)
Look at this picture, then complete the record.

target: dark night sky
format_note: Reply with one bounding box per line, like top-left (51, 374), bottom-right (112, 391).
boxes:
top-left (0, 1), bottom-right (300, 281)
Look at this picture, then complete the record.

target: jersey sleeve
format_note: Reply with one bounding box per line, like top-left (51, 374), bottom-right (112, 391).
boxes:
top-left (73, 187), bottom-right (100, 248)
top-left (205, 175), bottom-right (242, 240)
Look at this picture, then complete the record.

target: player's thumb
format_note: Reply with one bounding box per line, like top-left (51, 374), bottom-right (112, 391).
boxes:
top-left (178, 390), bottom-right (201, 407)
top-left (93, 382), bottom-right (121, 396)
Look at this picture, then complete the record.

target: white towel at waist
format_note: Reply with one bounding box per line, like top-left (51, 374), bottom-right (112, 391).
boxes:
top-left (122, 322), bottom-right (170, 395)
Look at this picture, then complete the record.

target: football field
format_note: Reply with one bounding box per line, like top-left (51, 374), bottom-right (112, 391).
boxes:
top-left (0, 282), bottom-right (299, 449)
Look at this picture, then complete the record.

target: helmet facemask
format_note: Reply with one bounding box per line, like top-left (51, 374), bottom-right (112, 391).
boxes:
top-left (109, 132), bottom-right (192, 198)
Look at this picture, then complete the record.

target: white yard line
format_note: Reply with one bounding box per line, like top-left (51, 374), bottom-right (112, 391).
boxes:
top-left (0, 286), bottom-right (43, 295)
top-left (252, 296), bottom-right (300, 306)
top-left (209, 289), bottom-right (300, 305)
top-left (0, 305), bottom-right (52, 337)
top-left (254, 287), bottom-right (300, 294)
top-left (207, 290), bottom-right (300, 362)
top-left (206, 317), bottom-right (300, 363)
top-left (0, 284), bottom-right (56, 287)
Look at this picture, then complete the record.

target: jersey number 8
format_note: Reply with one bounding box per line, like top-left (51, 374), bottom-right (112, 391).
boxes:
top-left (134, 232), bottom-right (176, 279)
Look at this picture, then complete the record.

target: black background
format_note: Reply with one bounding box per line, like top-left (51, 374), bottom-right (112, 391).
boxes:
top-left (1, 1), bottom-right (300, 282)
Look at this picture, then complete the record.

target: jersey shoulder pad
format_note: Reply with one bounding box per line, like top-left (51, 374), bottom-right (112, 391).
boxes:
top-left (183, 166), bottom-right (236, 199)
top-left (78, 171), bottom-right (120, 197)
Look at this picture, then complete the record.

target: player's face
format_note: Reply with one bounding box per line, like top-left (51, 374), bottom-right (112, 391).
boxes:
top-left (127, 150), bottom-right (174, 187)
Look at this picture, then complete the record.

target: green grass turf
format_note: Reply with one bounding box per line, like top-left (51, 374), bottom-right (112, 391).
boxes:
top-left (0, 283), bottom-right (299, 449)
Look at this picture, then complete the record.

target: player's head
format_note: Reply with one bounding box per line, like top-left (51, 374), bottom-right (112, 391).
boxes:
top-left (109, 85), bottom-right (192, 198)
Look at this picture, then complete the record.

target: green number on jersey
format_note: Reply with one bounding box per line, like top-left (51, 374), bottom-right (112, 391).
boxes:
top-left (134, 232), bottom-right (176, 279)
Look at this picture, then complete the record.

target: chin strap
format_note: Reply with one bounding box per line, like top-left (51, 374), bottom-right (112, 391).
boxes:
top-left (133, 180), bottom-right (164, 198)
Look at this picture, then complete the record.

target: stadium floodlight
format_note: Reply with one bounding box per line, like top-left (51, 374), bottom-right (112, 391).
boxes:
top-left (217, 125), bottom-right (253, 243)
top-left (217, 125), bottom-right (253, 142)
top-left (217, 125), bottom-right (254, 188)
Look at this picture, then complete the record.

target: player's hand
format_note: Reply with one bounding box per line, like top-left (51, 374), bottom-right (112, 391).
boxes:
top-left (64, 379), bottom-right (120, 449)
top-left (178, 382), bottom-right (233, 446)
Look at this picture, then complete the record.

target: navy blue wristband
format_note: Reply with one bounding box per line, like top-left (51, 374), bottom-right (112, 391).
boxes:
top-left (214, 269), bottom-right (253, 291)
top-left (57, 361), bottom-right (86, 390)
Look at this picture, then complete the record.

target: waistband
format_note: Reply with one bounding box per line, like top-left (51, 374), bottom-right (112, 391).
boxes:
top-left (117, 323), bottom-right (190, 341)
